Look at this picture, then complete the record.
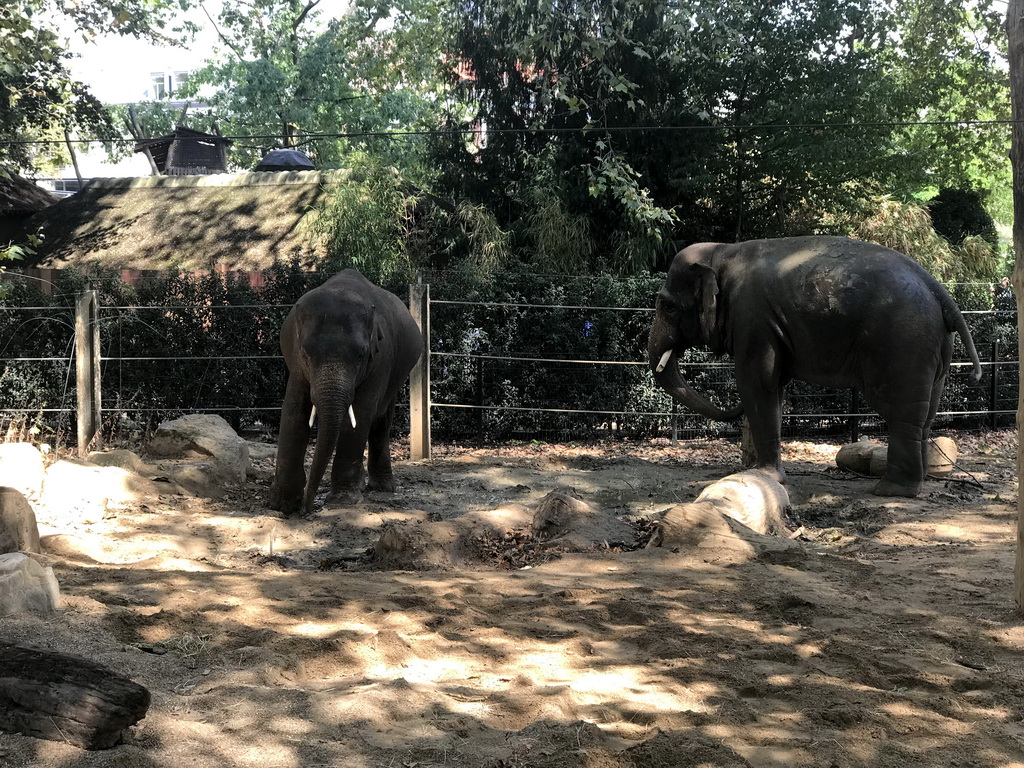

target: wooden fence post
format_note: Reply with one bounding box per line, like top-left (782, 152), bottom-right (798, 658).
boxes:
top-left (75, 286), bottom-right (101, 456)
top-left (849, 388), bottom-right (860, 443)
top-left (1007, 0), bottom-right (1024, 614)
top-left (990, 341), bottom-right (1000, 431)
top-left (409, 281), bottom-right (430, 460)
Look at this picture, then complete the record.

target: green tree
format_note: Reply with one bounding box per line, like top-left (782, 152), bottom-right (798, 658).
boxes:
top-left (185, 0), bottom-right (449, 172)
top-left (1, 0), bottom-right (198, 172)
top-left (432, 0), bottom-right (1009, 274)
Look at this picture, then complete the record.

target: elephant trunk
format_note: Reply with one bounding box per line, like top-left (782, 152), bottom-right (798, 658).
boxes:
top-left (302, 366), bottom-right (354, 515)
top-left (648, 336), bottom-right (743, 423)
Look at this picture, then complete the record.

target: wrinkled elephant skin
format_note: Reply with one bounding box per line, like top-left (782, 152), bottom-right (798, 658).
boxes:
top-left (269, 269), bottom-right (422, 516)
top-left (647, 236), bottom-right (981, 498)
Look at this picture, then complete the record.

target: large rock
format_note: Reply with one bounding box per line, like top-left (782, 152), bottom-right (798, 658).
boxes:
top-left (0, 443), bottom-right (45, 500)
top-left (0, 553), bottom-right (59, 616)
top-left (147, 415), bottom-right (248, 487)
top-left (835, 440), bottom-right (887, 476)
top-left (0, 488), bottom-right (40, 554)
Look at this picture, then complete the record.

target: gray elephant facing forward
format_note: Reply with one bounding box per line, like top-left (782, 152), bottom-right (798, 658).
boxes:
top-left (269, 269), bottom-right (422, 516)
top-left (648, 236), bottom-right (981, 498)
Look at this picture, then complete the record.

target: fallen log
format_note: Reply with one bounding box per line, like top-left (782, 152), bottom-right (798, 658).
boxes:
top-left (0, 644), bottom-right (150, 749)
top-left (651, 502), bottom-right (805, 564)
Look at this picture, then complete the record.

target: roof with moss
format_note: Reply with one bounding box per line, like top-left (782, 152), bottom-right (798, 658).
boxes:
top-left (25, 170), bottom-right (348, 272)
top-left (0, 173), bottom-right (58, 215)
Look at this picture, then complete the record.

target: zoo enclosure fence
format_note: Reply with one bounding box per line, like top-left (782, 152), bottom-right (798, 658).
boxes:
top-left (0, 276), bottom-right (1015, 455)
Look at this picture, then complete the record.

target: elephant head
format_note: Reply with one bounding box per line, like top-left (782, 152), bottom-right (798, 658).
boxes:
top-left (648, 258), bottom-right (743, 422)
top-left (298, 303), bottom-right (382, 513)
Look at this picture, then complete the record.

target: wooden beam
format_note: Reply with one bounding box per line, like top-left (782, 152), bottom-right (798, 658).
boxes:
top-left (1008, 0), bottom-right (1024, 614)
top-left (127, 105), bottom-right (161, 176)
top-left (409, 281), bottom-right (431, 460)
top-left (0, 644), bottom-right (150, 750)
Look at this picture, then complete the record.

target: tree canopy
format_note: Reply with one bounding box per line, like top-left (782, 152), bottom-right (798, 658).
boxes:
top-left (1, 0), bottom-right (197, 171)
top-left (5, 0), bottom-right (1012, 279)
top-left (429, 0), bottom-right (1009, 273)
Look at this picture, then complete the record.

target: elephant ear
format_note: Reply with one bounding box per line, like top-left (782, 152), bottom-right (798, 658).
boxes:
top-left (369, 304), bottom-right (384, 359)
top-left (693, 263), bottom-right (720, 345)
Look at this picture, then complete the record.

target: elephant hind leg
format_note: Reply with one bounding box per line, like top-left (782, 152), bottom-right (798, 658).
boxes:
top-left (870, 399), bottom-right (932, 498)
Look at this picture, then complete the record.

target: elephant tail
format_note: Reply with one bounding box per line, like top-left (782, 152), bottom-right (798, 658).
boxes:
top-left (941, 295), bottom-right (982, 383)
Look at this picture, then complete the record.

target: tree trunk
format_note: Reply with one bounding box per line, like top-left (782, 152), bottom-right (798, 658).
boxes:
top-left (0, 644), bottom-right (150, 749)
top-left (1009, 0), bottom-right (1024, 615)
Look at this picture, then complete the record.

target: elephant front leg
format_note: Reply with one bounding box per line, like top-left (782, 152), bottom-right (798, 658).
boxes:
top-left (326, 416), bottom-right (371, 506)
top-left (270, 375), bottom-right (312, 515)
top-left (736, 364), bottom-right (786, 484)
top-left (366, 400), bottom-right (397, 493)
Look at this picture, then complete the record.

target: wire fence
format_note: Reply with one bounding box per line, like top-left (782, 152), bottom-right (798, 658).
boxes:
top-left (0, 278), bottom-right (1017, 448)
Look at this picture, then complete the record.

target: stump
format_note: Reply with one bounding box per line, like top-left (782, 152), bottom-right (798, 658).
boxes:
top-left (530, 487), bottom-right (635, 549)
top-left (0, 644), bottom-right (150, 749)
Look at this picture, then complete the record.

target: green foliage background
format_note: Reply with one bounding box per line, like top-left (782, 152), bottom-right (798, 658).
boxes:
top-left (0, 265), bottom-right (1009, 448)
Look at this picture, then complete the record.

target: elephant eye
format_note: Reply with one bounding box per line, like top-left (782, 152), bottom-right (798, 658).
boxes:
top-left (658, 296), bottom-right (676, 314)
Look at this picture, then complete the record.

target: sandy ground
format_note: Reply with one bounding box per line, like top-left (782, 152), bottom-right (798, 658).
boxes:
top-left (1, 430), bottom-right (1023, 768)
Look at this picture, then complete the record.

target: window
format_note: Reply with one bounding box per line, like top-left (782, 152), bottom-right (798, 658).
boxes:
top-left (171, 71), bottom-right (189, 95)
top-left (150, 72), bottom-right (167, 99)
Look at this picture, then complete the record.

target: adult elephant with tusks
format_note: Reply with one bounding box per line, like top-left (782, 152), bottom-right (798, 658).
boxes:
top-left (269, 269), bottom-right (422, 516)
top-left (648, 236), bottom-right (982, 498)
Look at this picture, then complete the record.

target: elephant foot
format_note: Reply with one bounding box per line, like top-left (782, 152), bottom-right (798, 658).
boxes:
top-left (326, 487), bottom-right (364, 507)
top-left (269, 483), bottom-right (303, 516)
top-left (366, 475), bottom-right (396, 494)
top-left (754, 464), bottom-right (786, 485)
top-left (872, 477), bottom-right (922, 498)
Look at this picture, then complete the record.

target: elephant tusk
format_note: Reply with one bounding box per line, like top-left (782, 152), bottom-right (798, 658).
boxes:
top-left (348, 405), bottom-right (357, 428)
top-left (656, 349), bottom-right (673, 373)
top-left (309, 405), bottom-right (317, 429)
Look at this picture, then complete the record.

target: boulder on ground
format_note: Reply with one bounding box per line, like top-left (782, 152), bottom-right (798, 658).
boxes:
top-left (835, 439), bottom-right (887, 476)
top-left (147, 414), bottom-right (249, 486)
top-left (0, 487), bottom-right (39, 554)
top-left (0, 443), bottom-right (45, 500)
top-left (0, 553), bottom-right (59, 616)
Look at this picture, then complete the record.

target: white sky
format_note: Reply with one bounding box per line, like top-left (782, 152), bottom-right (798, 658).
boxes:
top-left (63, 0), bottom-right (356, 103)
top-left (50, 0), bottom-right (355, 178)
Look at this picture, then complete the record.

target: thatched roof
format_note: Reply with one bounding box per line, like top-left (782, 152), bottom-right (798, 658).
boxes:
top-left (0, 173), bottom-right (58, 215)
top-left (26, 170), bottom-right (348, 272)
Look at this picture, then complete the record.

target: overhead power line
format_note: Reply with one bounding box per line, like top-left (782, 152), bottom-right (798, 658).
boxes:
top-left (1, 118), bottom-right (1014, 147)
